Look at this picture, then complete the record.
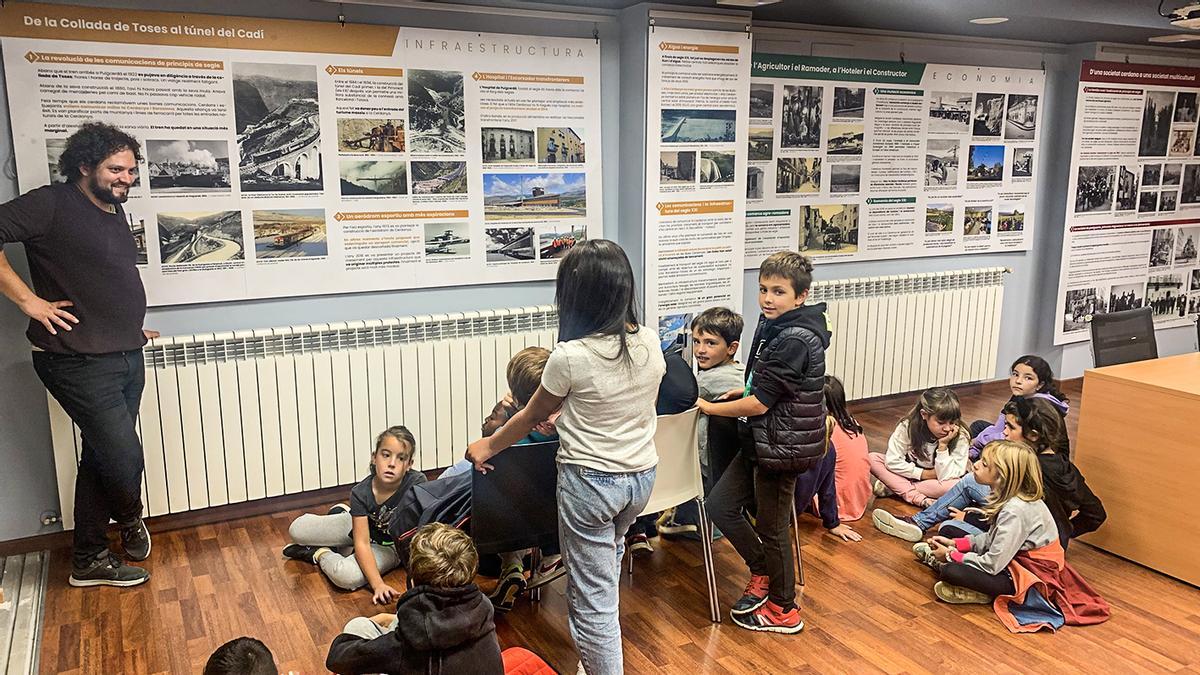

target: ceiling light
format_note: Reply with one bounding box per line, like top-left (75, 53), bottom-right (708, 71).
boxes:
top-left (1149, 33), bottom-right (1200, 42)
top-left (716, 0), bottom-right (782, 7)
top-left (969, 17), bottom-right (1009, 25)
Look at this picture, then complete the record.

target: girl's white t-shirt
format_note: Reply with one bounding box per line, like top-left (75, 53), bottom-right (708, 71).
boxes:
top-left (540, 326), bottom-right (666, 473)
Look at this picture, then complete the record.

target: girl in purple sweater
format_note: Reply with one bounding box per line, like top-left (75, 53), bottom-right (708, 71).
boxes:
top-left (968, 355), bottom-right (1067, 460)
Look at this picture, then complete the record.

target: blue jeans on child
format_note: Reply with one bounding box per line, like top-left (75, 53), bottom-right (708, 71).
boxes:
top-left (557, 462), bottom-right (656, 675)
top-left (912, 473), bottom-right (991, 534)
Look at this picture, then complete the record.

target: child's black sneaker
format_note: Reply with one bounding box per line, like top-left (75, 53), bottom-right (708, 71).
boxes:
top-left (730, 573), bottom-right (770, 615)
top-left (627, 533), bottom-right (653, 557)
top-left (488, 565), bottom-right (527, 612)
top-left (282, 544), bottom-right (322, 563)
top-left (731, 599), bottom-right (804, 634)
top-left (69, 554), bottom-right (150, 588)
top-left (119, 518), bottom-right (152, 562)
top-left (327, 503), bottom-right (351, 516)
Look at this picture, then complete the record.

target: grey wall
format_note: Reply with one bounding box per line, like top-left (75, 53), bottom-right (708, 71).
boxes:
top-left (2, 1), bottom-right (1194, 542)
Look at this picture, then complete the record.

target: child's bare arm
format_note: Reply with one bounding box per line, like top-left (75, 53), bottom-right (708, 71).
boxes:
top-left (697, 393), bottom-right (768, 418)
top-left (351, 516), bottom-right (397, 604)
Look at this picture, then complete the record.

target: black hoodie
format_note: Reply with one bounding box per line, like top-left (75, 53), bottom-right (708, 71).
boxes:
top-left (743, 303), bottom-right (833, 473)
top-left (325, 584), bottom-right (503, 675)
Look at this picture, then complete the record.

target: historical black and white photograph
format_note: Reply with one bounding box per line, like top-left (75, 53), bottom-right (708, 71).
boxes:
top-left (776, 157), bottom-right (821, 194)
top-left (967, 144), bottom-right (1004, 182)
top-left (972, 92), bottom-right (1004, 137)
top-left (1074, 165), bottom-right (1115, 213)
top-left (830, 164), bottom-right (861, 194)
top-left (660, 108), bottom-right (737, 143)
top-left (1163, 163), bottom-right (1182, 185)
top-left (1176, 91), bottom-right (1198, 123)
top-left (424, 221), bottom-right (470, 258)
top-left (928, 92), bottom-right (971, 133)
top-left (1170, 128), bottom-right (1195, 157)
top-left (233, 62), bottom-right (322, 192)
top-left (339, 160), bottom-right (407, 196)
top-left (252, 209), bottom-right (328, 259)
top-left (1175, 226), bottom-right (1199, 265)
top-left (1115, 165), bottom-right (1139, 211)
top-left (481, 127), bottom-right (534, 163)
top-left (660, 151), bottom-right (696, 185)
top-left (1011, 148), bottom-right (1033, 178)
top-left (1109, 282), bottom-right (1145, 312)
top-left (1139, 190), bottom-right (1159, 214)
top-left (1143, 163), bottom-right (1162, 186)
top-left (799, 204), bottom-right (858, 254)
top-left (964, 206), bottom-right (992, 236)
top-left (747, 166), bottom-right (764, 200)
top-left (1147, 273), bottom-right (1188, 319)
top-left (411, 161), bottom-right (467, 194)
top-left (748, 127), bottom-right (773, 161)
top-left (1150, 227), bottom-right (1174, 268)
top-left (1139, 90), bottom-right (1174, 157)
top-left (1062, 287), bottom-right (1106, 333)
top-left (1192, 269), bottom-right (1200, 291)
top-left (337, 118), bottom-right (404, 153)
top-left (408, 70), bottom-right (466, 154)
top-left (781, 85), bottom-right (822, 149)
top-left (749, 83), bottom-right (774, 119)
top-left (146, 140), bottom-right (231, 193)
top-left (1004, 94), bottom-right (1037, 140)
top-left (827, 123), bottom-right (864, 155)
top-left (926, 139), bottom-right (959, 187)
top-left (1161, 190), bottom-right (1179, 212)
top-left (832, 87), bottom-right (866, 119)
top-left (1181, 164), bottom-right (1200, 203)
top-left (485, 227), bottom-right (535, 262)
top-left (157, 211), bottom-right (243, 265)
top-left (699, 151), bottom-right (735, 184)
top-left (1189, 293), bottom-right (1200, 315)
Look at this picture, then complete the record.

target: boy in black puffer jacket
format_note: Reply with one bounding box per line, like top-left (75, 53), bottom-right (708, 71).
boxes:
top-left (699, 251), bottom-right (831, 634)
top-left (326, 523), bottom-right (503, 675)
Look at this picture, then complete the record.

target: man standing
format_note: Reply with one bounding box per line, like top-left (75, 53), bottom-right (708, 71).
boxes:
top-left (0, 122), bottom-right (157, 587)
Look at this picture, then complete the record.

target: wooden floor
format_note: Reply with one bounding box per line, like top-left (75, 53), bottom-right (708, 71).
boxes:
top-left (38, 379), bottom-right (1200, 673)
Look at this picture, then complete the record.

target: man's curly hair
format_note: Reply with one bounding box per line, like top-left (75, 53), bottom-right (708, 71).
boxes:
top-left (58, 122), bottom-right (142, 182)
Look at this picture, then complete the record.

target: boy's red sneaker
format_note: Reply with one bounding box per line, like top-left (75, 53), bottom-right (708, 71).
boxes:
top-left (731, 599), bottom-right (804, 634)
top-left (730, 573), bottom-right (770, 615)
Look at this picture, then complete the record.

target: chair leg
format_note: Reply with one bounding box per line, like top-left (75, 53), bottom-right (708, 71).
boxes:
top-left (696, 497), bottom-right (721, 623)
top-left (531, 546), bottom-right (542, 603)
top-left (791, 503), bottom-right (805, 588)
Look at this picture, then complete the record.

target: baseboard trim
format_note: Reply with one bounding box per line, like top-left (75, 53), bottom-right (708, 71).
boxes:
top-left (847, 376), bottom-right (1082, 413)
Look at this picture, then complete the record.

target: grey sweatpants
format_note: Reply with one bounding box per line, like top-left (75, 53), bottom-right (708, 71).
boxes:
top-left (288, 511), bottom-right (400, 590)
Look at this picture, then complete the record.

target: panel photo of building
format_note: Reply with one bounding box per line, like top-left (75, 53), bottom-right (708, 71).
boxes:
top-left (482, 127), bottom-right (535, 163)
top-left (537, 127), bottom-right (585, 163)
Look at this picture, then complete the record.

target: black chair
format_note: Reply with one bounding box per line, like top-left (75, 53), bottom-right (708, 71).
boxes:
top-left (470, 440), bottom-right (560, 600)
top-left (1089, 307), bottom-right (1158, 367)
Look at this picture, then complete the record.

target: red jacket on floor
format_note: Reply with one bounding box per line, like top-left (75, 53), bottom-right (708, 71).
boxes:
top-left (993, 540), bottom-right (1111, 633)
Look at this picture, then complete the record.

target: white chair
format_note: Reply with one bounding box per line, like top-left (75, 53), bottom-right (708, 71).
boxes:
top-left (625, 408), bottom-right (720, 623)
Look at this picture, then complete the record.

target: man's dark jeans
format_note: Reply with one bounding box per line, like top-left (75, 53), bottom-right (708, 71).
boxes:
top-left (33, 349), bottom-right (145, 569)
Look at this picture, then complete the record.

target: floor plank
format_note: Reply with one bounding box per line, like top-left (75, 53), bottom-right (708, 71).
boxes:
top-left (37, 379), bottom-right (1200, 673)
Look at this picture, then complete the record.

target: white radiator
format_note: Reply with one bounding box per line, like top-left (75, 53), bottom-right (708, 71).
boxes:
top-left (809, 267), bottom-right (1006, 401)
top-left (48, 306), bottom-right (558, 529)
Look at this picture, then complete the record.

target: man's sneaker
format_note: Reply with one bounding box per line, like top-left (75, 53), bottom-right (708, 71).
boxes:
top-left (488, 565), bottom-right (527, 612)
top-left (871, 477), bottom-right (890, 498)
top-left (69, 554), bottom-right (149, 588)
top-left (731, 600), bottom-right (804, 634)
top-left (658, 518), bottom-right (699, 538)
top-left (912, 542), bottom-right (941, 569)
top-left (327, 503), bottom-right (351, 516)
top-left (872, 509), bottom-right (924, 542)
top-left (730, 573), bottom-right (770, 615)
top-left (282, 544), bottom-right (323, 563)
top-left (120, 519), bottom-right (152, 562)
top-left (933, 581), bottom-right (991, 604)
top-left (627, 534), bottom-right (653, 557)
top-left (527, 555), bottom-right (566, 589)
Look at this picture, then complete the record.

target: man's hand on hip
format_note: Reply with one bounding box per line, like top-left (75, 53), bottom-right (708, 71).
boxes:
top-left (20, 296), bottom-right (77, 335)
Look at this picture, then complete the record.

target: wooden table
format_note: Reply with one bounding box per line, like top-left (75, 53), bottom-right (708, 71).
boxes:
top-left (1075, 352), bottom-right (1200, 586)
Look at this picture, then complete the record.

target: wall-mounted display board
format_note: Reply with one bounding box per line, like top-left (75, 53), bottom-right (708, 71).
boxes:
top-left (745, 54), bottom-right (1044, 268)
top-left (1054, 60), bottom-right (1200, 344)
top-left (0, 2), bottom-right (602, 305)
top-left (644, 26), bottom-right (750, 349)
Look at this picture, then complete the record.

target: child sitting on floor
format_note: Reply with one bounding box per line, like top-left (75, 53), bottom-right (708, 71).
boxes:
top-left (823, 375), bottom-right (871, 521)
top-left (967, 355), bottom-right (1069, 459)
top-left (204, 637), bottom-right (279, 675)
top-left (282, 426), bottom-right (427, 603)
top-left (326, 522), bottom-right (503, 674)
top-left (913, 440), bottom-right (1109, 631)
top-left (869, 388), bottom-right (970, 507)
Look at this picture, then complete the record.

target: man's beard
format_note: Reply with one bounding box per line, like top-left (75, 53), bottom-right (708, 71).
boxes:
top-left (88, 174), bottom-right (129, 204)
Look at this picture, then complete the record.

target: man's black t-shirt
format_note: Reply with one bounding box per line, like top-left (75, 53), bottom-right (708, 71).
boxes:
top-left (0, 183), bottom-right (147, 354)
